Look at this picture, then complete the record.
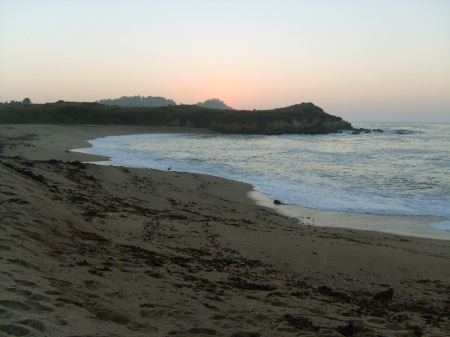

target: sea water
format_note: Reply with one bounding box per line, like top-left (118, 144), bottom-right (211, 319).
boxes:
top-left (82, 122), bottom-right (450, 237)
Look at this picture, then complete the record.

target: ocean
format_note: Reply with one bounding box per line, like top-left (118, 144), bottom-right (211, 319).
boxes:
top-left (81, 122), bottom-right (450, 238)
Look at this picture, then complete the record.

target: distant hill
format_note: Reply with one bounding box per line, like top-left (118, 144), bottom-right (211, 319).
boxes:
top-left (196, 99), bottom-right (233, 110)
top-left (97, 95), bottom-right (176, 107)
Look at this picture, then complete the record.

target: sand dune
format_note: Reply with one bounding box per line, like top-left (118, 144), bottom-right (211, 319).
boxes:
top-left (0, 125), bottom-right (448, 336)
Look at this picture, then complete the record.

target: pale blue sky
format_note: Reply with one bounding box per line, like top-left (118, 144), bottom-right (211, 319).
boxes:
top-left (1, 0), bottom-right (449, 122)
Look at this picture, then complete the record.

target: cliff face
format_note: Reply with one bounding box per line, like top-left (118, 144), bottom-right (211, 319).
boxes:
top-left (209, 103), bottom-right (353, 135)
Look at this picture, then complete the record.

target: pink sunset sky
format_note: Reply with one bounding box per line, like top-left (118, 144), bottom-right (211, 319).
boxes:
top-left (1, 0), bottom-right (449, 122)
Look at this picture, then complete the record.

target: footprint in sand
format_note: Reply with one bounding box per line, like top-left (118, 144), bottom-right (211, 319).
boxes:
top-left (0, 243), bottom-right (12, 251)
top-left (0, 300), bottom-right (31, 311)
top-left (25, 300), bottom-right (54, 312)
top-left (7, 288), bottom-right (50, 302)
top-left (167, 328), bottom-right (218, 336)
top-left (0, 299), bottom-right (54, 313)
top-left (17, 319), bottom-right (47, 333)
top-left (6, 258), bottom-right (39, 270)
top-left (13, 279), bottom-right (37, 287)
top-left (229, 332), bottom-right (262, 337)
top-left (0, 307), bottom-right (13, 320)
top-left (187, 328), bottom-right (218, 335)
top-left (0, 324), bottom-right (31, 337)
top-left (91, 307), bottom-right (156, 332)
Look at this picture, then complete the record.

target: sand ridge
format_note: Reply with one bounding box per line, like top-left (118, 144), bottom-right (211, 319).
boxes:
top-left (0, 124), bottom-right (449, 336)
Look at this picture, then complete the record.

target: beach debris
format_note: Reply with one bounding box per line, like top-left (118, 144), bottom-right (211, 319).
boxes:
top-left (75, 260), bottom-right (91, 266)
top-left (14, 166), bottom-right (46, 184)
top-left (6, 197), bottom-right (30, 205)
top-left (229, 332), bottom-right (262, 337)
top-left (315, 285), bottom-right (352, 302)
top-left (120, 244), bottom-right (164, 267)
top-left (283, 314), bottom-right (319, 331)
top-left (187, 327), bottom-right (217, 335)
top-left (335, 322), bottom-right (365, 337)
top-left (372, 288), bottom-right (394, 301)
top-left (225, 276), bottom-right (278, 291)
top-left (74, 229), bottom-right (109, 242)
top-left (70, 160), bottom-right (87, 169)
top-left (88, 266), bottom-right (112, 277)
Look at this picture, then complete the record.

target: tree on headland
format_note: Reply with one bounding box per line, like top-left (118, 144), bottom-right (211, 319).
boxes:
top-left (97, 95), bottom-right (176, 107)
top-left (196, 98), bottom-right (233, 110)
top-left (0, 99), bottom-right (31, 107)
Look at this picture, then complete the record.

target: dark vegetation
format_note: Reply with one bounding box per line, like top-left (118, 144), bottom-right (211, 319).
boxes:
top-left (0, 101), bottom-right (223, 128)
top-left (0, 100), bottom-right (355, 134)
top-left (97, 95), bottom-right (176, 107)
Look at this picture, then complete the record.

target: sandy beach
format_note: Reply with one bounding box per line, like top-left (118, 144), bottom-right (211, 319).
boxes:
top-left (0, 124), bottom-right (448, 337)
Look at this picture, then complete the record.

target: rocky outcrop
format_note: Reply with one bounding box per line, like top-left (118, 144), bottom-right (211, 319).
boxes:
top-left (209, 102), bottom-right (353, 135)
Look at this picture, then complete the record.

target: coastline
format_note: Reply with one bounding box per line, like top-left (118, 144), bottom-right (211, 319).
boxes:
top-left (0, 124), bottom-right (214, 162)
top-left (67, 124), bottom-right (449, 241)
top-left (1, 124), bottom-right (449, 336)
top-left (249, 191), bottom-right (449, 241)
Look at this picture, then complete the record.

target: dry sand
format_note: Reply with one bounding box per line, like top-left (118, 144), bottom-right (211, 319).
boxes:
top-left (0, 124), bottom-right (449, 337)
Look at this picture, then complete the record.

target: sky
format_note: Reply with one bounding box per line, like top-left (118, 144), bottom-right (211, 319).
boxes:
top-left (1, 0), bottom-right (449, 122)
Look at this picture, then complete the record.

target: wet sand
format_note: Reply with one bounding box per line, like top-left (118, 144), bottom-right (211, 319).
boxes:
top-left (250, 192), bottom-right (449, 241)
top-left (0, 124), bottom-right (449, 337)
